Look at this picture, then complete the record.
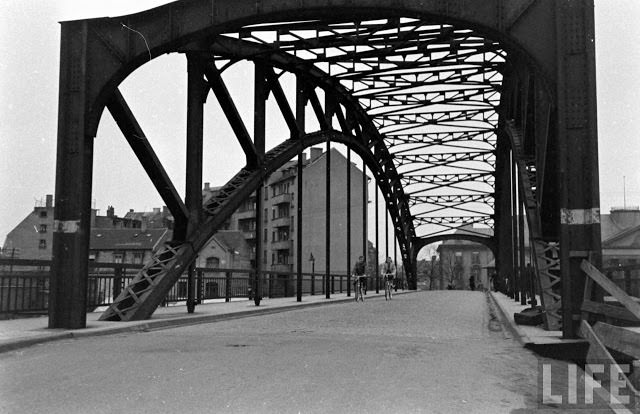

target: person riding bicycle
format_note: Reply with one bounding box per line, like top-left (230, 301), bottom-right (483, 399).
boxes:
top-left (353, 255), bottom-right (366, 300)
top-left (382, 257), bottom-right (396, 299)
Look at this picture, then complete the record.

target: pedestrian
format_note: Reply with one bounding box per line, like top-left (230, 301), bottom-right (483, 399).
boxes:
top-left (469, 275), bottom-right (475, 291)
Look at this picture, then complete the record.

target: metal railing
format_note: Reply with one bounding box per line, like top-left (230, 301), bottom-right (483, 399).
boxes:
top-left (0, 259), bottom-right (405, 315)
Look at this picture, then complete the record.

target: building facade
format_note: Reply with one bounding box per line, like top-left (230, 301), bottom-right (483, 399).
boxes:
top-left (204, 146), bottom-right (368, 277)
top-left (436, 226), bottom-right (494, 290)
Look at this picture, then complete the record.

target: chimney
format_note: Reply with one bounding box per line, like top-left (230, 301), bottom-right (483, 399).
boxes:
top-left (153, 207), bottom-right (160, 214)
top-left (45, 194), bottom-right (53, 208)
top-left (204, 182), bottom-right (210, 190)
top-left (310, 147), bottom-right (323, 161)
top-left (163, 206), bottom-right (169, 215)
top-left (107, 206), bottom-right (115, 218)
top-left (300, 152), bottom-right (307, 164)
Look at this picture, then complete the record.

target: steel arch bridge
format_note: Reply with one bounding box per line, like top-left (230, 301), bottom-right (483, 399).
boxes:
top-left (51, 0), bottom-right (601, 338)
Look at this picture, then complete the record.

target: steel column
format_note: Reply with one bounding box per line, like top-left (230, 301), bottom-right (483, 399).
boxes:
top-left (518, 186), bottom-right (527, 306)
top-left (556, 0), bottom-right (602, 338)
top-left (50, 21), bottom-right (92, 329)
top-left (375, 182), bottom-right (380, 293)
top-left (495, 133), bottom-right (513, 295)
top-left (296, 76), bottom-right (306, 302)
top-left (185, 55), bottom-right (206, 313)
top-left (363, 165), bottom-right (368, 291)
top-left (511, 153), bottom-right (519, 302)
top-left (254, 63), bottom-right (267, 306)
top-left (347, 148), bottom-right (352, 297)
top-left (325, 135), bottom-right (331, 299)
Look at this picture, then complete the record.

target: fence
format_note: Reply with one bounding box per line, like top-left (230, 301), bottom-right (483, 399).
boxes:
top-left (0, 259), bottom-right (402, 315)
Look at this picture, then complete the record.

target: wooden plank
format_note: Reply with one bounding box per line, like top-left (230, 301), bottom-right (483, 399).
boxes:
top-left (581, 260), bottom-right (640, 320)
top-left (592, 322), bottom-right (640, 360)
top-left (581, 300), bottom-right (640, 323)
top-left (580, 321), bottom-right (640, 410)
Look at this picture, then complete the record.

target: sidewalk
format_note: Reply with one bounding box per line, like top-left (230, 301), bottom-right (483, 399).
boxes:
top-left (0, 290), bottom-right (407, 353)
top-left (488, 290), bottom-right (586, 346)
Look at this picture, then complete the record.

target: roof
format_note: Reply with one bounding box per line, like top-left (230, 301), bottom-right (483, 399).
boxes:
top-left (439, 225), bottom-right (494, 246)
top-left (601, 210), bottom-right (640, 242)
top-left (213, 231), bottom-right (249, 253)
top-left (90, 228), bottom-right (170, 251)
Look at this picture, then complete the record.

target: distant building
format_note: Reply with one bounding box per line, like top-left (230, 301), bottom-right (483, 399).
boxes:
top-left (89, 228), bottom-right (171, 264)
top-left (2, 196), bottom-right (145, 262)
top-left (600, 207), bottom-right (640, 297)
top-left (601, 207), bottom-right (640, 267)
top-left (123, 206), bottom-right (174, 230)
top-left (437, 226), bottom-right (495, 290)
top-left (195, 230), bottom-right (252, 271)
top-left (203, 147), bottom-right (369, 279)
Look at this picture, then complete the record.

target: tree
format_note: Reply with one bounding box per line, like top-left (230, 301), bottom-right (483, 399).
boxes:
top-left (441, 252), bottom-right (462, 289)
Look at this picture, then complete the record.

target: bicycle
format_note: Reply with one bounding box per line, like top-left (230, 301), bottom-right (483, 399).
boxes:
top-left (383, 273), bottom-right (394, 300)
top-left (353, 274), bottom-right (365, 302)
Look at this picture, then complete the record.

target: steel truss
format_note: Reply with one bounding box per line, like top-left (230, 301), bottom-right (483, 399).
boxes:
top-left (52, 1), bottom-right (601, 336)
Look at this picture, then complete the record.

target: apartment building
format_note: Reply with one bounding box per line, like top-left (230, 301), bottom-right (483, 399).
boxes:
top-left (203, 146), bottom-right (368, 276)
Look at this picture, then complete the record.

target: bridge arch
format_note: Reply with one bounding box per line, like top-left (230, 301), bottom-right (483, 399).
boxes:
top-left (52, 1), bottom-right (601, 339)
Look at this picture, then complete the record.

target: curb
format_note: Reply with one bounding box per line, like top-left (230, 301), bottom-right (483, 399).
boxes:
top-left (487, 291), bottom-right (527, 345)
top-left (0, 291), bottom-right (412, 353)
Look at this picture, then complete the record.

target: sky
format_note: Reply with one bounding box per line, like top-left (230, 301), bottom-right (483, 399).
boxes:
top-left (1, 1), bottom-right (639, 256)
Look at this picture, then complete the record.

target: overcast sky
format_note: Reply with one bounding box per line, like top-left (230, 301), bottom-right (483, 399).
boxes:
top-left (1, 1), bottom-right (639, 250)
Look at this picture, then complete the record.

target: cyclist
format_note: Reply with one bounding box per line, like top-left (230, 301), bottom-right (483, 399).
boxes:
top-left (352, 255), bottom-right (366, 302)
top-left (382, 257), bottom-right (396, 300)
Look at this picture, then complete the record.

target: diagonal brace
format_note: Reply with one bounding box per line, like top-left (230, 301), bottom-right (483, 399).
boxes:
top-left (264, 67), bottom-right (300, 139)
top-left (106, 89), bottom-right (188, 228)
top-left (197, 58), bottom-right (259, 168)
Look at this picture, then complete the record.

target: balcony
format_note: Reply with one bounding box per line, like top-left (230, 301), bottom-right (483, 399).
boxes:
top-left (271, 239), bottom-right (291, 250)
top-left (242, 231), bottom-right (256, 240)
top-left (235, 210), bottom-right (256, 220)
top-left (271, 216), bottom-right (290, 228)
top-left (271, 193), bottom-right (293, 205)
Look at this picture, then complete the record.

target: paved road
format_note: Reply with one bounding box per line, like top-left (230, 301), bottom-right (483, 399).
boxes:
top-left (0, 291), bottom-right (557, 413)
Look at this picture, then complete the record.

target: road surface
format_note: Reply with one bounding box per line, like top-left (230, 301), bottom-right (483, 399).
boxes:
top-left (0, 291), bottom-right (564, 413)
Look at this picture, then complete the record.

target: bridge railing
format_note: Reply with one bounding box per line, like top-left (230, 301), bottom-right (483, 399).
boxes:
top-left (0, 259), bottom-right (404, 315)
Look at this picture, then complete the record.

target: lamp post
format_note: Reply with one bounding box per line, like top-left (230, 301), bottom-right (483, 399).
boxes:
top-left (309, 253), bottom-right (315, 295)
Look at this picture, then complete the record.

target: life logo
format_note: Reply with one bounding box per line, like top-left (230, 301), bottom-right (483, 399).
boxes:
top-left (538, 361), bottom-right (639, 411)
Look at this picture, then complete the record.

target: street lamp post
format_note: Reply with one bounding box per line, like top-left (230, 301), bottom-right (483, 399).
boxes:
top-left (309, 253), bottom-right (315, 296)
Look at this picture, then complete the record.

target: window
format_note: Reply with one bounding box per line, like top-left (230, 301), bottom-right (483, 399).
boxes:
top-left (471, 252), bottom-right (480, 265)
top-left (39, 210), bottom-right (47, 218)
top-left (39, 224), bottom-right (47, 233)
top-left (205, 257), bottom-right (220, 268)
top-left (133, 252), bottom-right (143, 264)
top-left (455, 251), bottom-right (463, 264)
top-left (38, 239), bottom-right (47, 249)
top-left (264, 250), bottom-right (268, 264)
top-left (264, 208), bottom-right (268, 222)
top-left (263, 228), bottom-right (268, 242)
top-left (114, 253), bottom-right (123, 264)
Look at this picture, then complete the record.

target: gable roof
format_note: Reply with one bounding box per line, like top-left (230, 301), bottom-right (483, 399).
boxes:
top-left (90, 228), bottom-right (170, 251)
top-left (213, 231), bottom-right (250, 253)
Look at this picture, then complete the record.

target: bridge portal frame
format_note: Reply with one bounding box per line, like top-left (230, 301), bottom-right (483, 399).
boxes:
top-left (51, 0), bottom-right (601, 339)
